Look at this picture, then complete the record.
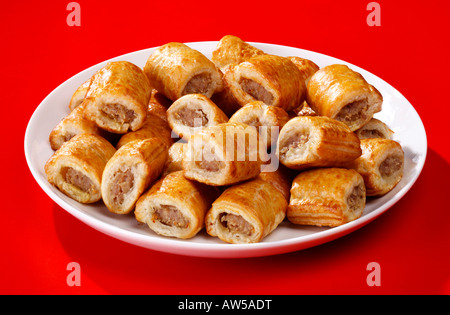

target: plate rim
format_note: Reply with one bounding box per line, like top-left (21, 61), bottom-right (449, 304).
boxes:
top-left (24, 41), bottom-right (428, 258)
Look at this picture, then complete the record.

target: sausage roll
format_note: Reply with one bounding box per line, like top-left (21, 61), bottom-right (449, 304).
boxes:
top-left (101, 138), bottom-right (168, 214)
top-left (162, 142), bottom-right (188, 176)
top-left (69, 78), bottom-right (91, 111)
top-left (205, 178), bottom-right (287, 244)
top-left (135, 171), bottom-right (220, 239)
top-left (288, 168), bottom-right (366, 227)
top-left (83, 61), bottom-right (151, 133)
top-left (344, 138), bottom-right (404, 196)
top-left (277, 116), bottom-right (361, 170)
top-left (183, 122), bottom-right (267, 186)
top-left (167, 94), bottom-right (228, 141)
top-left (223, 54), bottom-right (304, 112)
top-left (45, 134), bottom-right (116, 203)
top-left (354, 118), bottom-right (393, 140)
top-left (306, 64), bottom-right (383, 131)
top-left (143, 42), bottom-right (223, 101)
top-left (147, 89), bottom-right (173, 123)
top-left (229, 101), bottom-right (290, 148)
top-left (211, 35), bottom-right (266, 71)
top-left (116, 113), bottom-right (173, 149)
top-left (49, 103), bottom-right (102, 150)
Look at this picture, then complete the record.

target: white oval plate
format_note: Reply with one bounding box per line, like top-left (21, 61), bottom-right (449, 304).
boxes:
top-left (24, 42), bottom-right (427, 258)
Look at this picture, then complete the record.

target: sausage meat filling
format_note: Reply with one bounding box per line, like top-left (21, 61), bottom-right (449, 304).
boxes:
top-left (347, 183), bottom-right (365, 213)
top-left (101, 103), bottom-right (136, 124)
top-left (219, 213), bottom-right (254, 236)
top-left (63, 167), bottom-right (93, 192)
top-left (379, 155), bottom-right (403, 177)
top-left (335, 99), bottom-right (368, 125)
top-left (110, 168), bottom-right (134, 205)
top-left (177, 107), bottom-right (209, 127)
top-left (240, 78), bottom-right (274, 105)
top-left (359, 129), bottom-right (385, 139)
top-left (183, 73), bottom-right (212, 95)
top-left (153, 205), bottom-right (189, 228)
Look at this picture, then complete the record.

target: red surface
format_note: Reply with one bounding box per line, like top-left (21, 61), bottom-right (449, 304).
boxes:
top-left (2, 0), bottom-right (449, 294)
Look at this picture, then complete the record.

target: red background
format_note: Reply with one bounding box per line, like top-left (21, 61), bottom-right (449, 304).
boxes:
top-left (2, 0), bottom-right (449, 294)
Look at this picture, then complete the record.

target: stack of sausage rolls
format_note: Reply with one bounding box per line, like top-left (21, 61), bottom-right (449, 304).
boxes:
top-left (45, 35), bottom-right (404, 244)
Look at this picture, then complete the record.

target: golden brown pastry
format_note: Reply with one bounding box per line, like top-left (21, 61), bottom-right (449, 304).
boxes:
top-left (229, 101), bottom-right (290, 148)
top-left (101, 138), bottom-right (168, 214)
top-left (162, 142), bottom-right (188, 176)
top-left (143, 42), bottom-right (223, 101)
top-left (49, 103), bottom-right (103, 150)
top-left (258, 162), bottom-right (294, 201)
top-left (45, 134), bottom-right (116, 203)
top-left (69, 78), bottom-right (91, 111)
top-left (354, 118), bottom-right (393, 140)
top-left (205, 177), bottom-right (287, 244)
top-left (183, 122), bottom-right (267, 186)
top-left (287, 57), bottom-right (319, 116)
top-left (167, 94), bottom-right (228, 141)
top-left (288, 168), bottom-right (366, 227)
top-left (277, 116), bottom-right (361, 170)
top-left (293, 101), bottom-right (317, 117)
top-left (211, 35), bottom-right (266, 71)
top-left (210, 83), bottom-right (242, 117)
top-left (287, 56), bottom-right (320, 84)
top-left (83, 61), bottom-right (151, 133)
top-left (116, 112), bottom-right (173, 149)
top-left (223, 54), bottom-right (304, 112)
top-left (147, 89), bottom-right (173, 123)
top-left (135, 171), bottom-right (220, 239)
top-left (306, 64), bottom-right (383, 131)
top-left (344, 138), bottom-right (404, 196)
